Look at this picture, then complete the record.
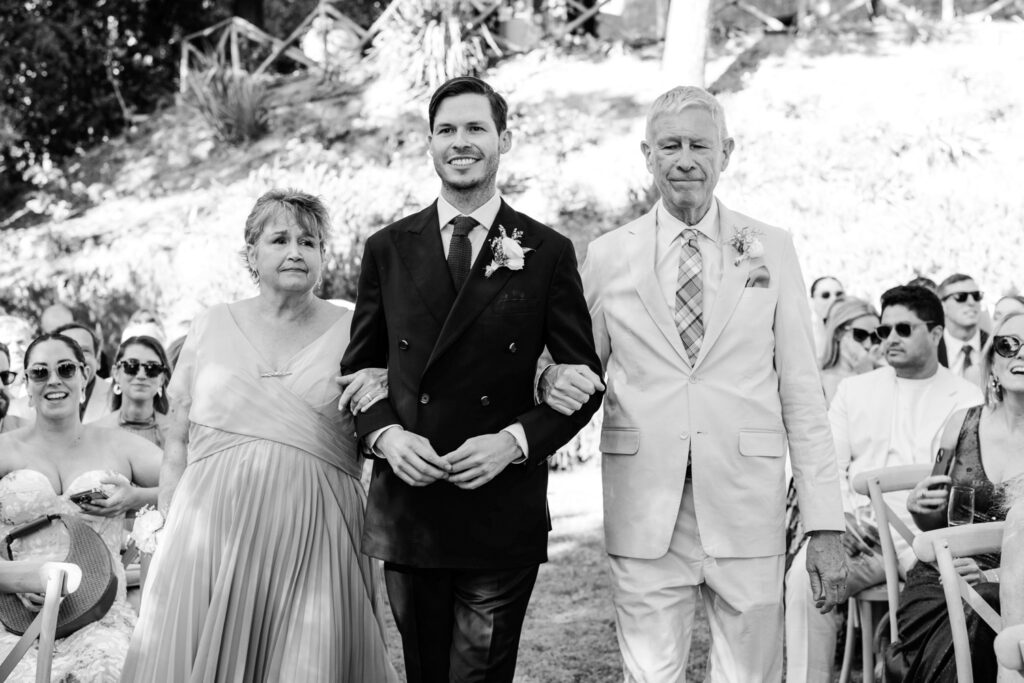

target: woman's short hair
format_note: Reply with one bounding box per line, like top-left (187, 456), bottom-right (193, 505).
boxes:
top-left (23, 333), bottom-right (87, 372)
top-left (242, 189), bottom-right (331, 282)
top-left (880, 285), bottom-right (945, 329)
top-left (980, 311), bottom-right (1023, 407)
top-left (820, 297), bottom-right (879, 370)
top-left (111, 336), bottom-right (172, 414)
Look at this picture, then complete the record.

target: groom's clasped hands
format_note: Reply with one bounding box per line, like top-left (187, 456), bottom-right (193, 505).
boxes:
top-left (375, 427), bottom-right (524, 490)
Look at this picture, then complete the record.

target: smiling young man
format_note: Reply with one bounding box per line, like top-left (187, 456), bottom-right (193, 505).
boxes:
top-left (785, 285), bottom-right (983, 681)
top-left (340, 77), bottom-right (603, 683)
top-left (938, 272), bottom-right (989, 383)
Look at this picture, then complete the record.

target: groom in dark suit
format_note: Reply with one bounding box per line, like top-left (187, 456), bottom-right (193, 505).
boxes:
top-left (340, 76), bottom-right (603, 682)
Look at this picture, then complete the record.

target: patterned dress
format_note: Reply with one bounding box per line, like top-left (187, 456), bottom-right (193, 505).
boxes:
top-left (0, 469), bottom-right (137, 682)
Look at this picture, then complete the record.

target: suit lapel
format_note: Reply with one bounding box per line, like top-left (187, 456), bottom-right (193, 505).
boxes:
top-left (694, 201), bottom-right (748, 368)
top-left (628, 207), bottom-right (690, 367)
top-left (425, 200), bottom-right (543, 372)
top-left (393, 202), bottom-right (457, 325)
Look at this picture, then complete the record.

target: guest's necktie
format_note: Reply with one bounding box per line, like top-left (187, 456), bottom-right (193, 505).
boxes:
top-left (675, 228), bottom-right (703, 364)
top-left (448, 215), bottom-right (476, 289)
top-left (961, 345), bottom-right (973, 374)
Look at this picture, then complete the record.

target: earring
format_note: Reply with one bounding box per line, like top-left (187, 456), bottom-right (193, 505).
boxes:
top-left (113, 383), bottom-right (122, 396)
top-left (156, 387), bottom-right (163, 397)
top-left (990, 374), bottom-right (1004, 401)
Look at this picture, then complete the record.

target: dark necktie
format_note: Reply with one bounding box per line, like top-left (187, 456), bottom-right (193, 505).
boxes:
top-left (447, 215), bottom-right (476, 289)
top-left (962, 345), bottom-right (973, 374)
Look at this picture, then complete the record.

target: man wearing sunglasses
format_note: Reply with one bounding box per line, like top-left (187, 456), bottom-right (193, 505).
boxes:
top-left (52, 322), bottom-right (115, 424)
top-left (785, 284), bottom-right (983, 681)
top-left (937, 273), bottom-right (988, 385)
top-left (0, 342), bottom-right (25, 434)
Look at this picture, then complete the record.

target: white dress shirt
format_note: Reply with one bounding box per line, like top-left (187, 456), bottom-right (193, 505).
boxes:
top-left (369, 192), bottom-right (530, 461)
top-left (654, 199), bottom-right (723, 332)
top-left (944, 329), bottom-right (982, 378)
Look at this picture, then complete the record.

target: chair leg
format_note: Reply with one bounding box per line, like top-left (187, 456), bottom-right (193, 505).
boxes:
top-left (838, 598), bottom-right (857, 683)
top-left (860, 600), bottom-right (875, 683)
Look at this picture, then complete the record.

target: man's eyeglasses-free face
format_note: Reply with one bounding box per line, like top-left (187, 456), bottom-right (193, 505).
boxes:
top-left (116, 359), bottom-right (166, 378)
top-left (876, 321), bottom-right (935, 339)
top-left (993, 335), bottom-right (1023, 359)
top-left (26, 361), bottom-right (80, 383)
top-left (942, 291), bottom-right (983, 303)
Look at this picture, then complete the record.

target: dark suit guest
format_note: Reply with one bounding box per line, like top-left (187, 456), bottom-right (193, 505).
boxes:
top-left (340, 76), bottom-right (603, 683)
top-left (937, 273), bottom-right (988, 384)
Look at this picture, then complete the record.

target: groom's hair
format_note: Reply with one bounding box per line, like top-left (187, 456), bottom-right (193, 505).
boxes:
top-left (428, 77), bottom-right (508, 134)
top-left (880, 285), bottom-right (945, 329)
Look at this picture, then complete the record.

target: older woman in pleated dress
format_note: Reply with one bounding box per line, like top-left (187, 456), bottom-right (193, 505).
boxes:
top-left (121, 189), bottom-right (398, 682)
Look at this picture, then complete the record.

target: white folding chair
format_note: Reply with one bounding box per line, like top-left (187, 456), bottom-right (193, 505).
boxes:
top-left (0, 560), bottom-right (82, 683)
top-left (840, 464), bottom-right (932, 683)
top-left (913, 521), bottom-right (1006, 683)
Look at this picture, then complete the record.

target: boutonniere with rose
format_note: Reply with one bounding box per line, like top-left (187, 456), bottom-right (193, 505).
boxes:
top-left (484, 226), bottom-right (533, 277)
top-left (729, 226), bottom-right (764, 266)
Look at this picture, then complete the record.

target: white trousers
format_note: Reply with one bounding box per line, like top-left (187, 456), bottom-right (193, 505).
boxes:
top-left (608, 486), bottom-right (785, 683)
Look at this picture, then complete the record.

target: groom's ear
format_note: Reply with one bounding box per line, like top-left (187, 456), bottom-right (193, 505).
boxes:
top-left (499, 129), bottom-right (512, 155)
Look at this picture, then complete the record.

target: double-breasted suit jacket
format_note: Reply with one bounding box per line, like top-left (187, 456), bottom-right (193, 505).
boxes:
top-left (582, 199), bottom-right (845, 560)
top-left (341, 199), bottom-right (603, 569)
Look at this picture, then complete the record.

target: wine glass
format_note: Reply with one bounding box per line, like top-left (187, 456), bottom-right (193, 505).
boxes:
top-left (947, 485), bottom-right (975, 527)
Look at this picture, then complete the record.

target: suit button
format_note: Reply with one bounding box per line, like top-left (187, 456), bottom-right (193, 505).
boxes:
top-left (419, 393), bottom-right (430, 405)
top-left (508, 342), bottom-right (517, 353)
top-left (689, 375), bottom-right (700, 384)
top-left (399, 339), bottom-right (409, 350)
top-left (480, 395), bottom-right (490, 406)
top-left (679, 432), bottom-right (689, 440)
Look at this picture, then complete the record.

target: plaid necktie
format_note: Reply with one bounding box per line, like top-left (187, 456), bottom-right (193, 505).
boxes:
top-left (675, 228), bottom-right (703, 364)
top-left (447, 215), bottom-right (476, 289)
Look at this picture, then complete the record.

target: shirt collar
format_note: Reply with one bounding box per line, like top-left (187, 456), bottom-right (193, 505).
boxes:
top-left (437, 192), bottom-right (502, 232)
top-left (944, 329), bottom-right (981, 354)
top-left (657, 198), bottom-right (720, 243)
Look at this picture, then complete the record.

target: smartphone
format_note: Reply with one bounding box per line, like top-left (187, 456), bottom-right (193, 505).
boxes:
top-left (70, 488), bottom-right (109, 506)
top-left (928, 447), bottom-right (956, 490)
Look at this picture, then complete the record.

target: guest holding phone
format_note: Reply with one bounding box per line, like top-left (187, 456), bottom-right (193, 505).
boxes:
top-left (895, 311), bottom-right (1024, 681)
top-left (0, 332), bottom-right (160, 681)
top-left (94, 336), bottom-right (171, 448)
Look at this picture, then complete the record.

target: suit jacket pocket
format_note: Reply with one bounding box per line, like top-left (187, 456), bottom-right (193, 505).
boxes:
top-left (738, 429), bottom-right (786, 457)
top-left (493, 296), bottom-right (540, 315)
top-left (600, 428), bottom-right (640, 455)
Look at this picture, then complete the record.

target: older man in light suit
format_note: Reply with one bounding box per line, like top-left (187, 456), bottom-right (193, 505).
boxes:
top-left (542, 86), bottom-right (847, 681)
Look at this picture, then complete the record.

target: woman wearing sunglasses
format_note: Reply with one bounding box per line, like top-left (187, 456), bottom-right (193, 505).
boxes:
top-left (893, 312), bottom-right (1024, 681)
top-left (819, 297), bottom-right (882, 407)
top-left (0, 332), bottom-right (162, 681)
top-left (0, 342), bottom-right (24, 434)
top-left (94, 336), bottom-right (171, 448)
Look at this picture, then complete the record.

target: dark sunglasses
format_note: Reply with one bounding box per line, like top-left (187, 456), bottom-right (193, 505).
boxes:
top-left (993, 335), bottom-right (1023, 359)
top-left (26, 361), bottom-right (80, 383)
top-left (0, 370), bottom-right (17, 386)
top-left (818, 290), bottom-right (844, 300)
top-left (117, 359), bottom-right (166, 378)
top-left (848, 327), bottom-right (881, 345)
top-left (943, 291), bottom-right (983, 303)
top-left (876, 321), bottom-right (934, 339)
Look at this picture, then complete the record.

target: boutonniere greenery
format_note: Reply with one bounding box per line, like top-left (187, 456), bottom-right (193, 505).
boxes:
top-left (729, 226), bottom-right (765, 266)
top-left (485, 226), bottom-right (533, 277)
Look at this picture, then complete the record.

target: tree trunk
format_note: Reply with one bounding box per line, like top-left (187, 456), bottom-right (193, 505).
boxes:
top-left (662, 0), bottom-right (711, 87)
top-left (232, 0), bottom-right (264, 29)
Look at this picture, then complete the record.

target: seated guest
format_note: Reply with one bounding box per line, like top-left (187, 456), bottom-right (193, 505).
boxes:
top-left (121, 309), bottom-right (166, 345)
top-left (896, 311), bottom-right (1024, 681)
top-left (0, 342), bottom-right (24, 433)
top-left (785, 285), bottom-right (983, 683)
top-left (938, 273), bottom-right (988, 384)
top-left (819, 297), bottom-right (881, 406)
top-left (0, 314), bottom-right (37, 421)
top-left (810, 276), bottom-right (845, 357)
top-left (0, 332), bottom-right (161, 682)
top-left (53, 322), bottom-right (115, 423)
top-left (994, 294), bottom-right (1024, 324)
top-left (908, 275), bottom-right (939, 294)
top-left (93, 336), bottom-right (171, 448)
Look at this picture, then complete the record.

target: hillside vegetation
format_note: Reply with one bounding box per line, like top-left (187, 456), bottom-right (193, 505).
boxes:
top-left (1, 21), bottom-right (1022, 343)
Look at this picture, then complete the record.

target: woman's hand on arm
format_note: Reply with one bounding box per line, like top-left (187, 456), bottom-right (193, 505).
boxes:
top-left (336, 367), bottom-right (388, 414)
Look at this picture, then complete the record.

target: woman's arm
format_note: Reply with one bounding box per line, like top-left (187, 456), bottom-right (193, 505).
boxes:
top-left (158, 394), bottom-right (189, 516)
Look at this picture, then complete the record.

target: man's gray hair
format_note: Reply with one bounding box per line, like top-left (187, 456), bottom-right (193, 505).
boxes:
top-left (646, 86), bottom-right (730, 144)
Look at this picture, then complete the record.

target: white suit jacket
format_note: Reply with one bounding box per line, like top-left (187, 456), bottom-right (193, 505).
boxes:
top-left (582, 199), bottom-right (845, 559)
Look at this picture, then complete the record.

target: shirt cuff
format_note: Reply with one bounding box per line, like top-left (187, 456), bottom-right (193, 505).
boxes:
top-left (502, 423), bottom-right (529, 464)
top-left (366, 424), bottom-right (402, 457)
